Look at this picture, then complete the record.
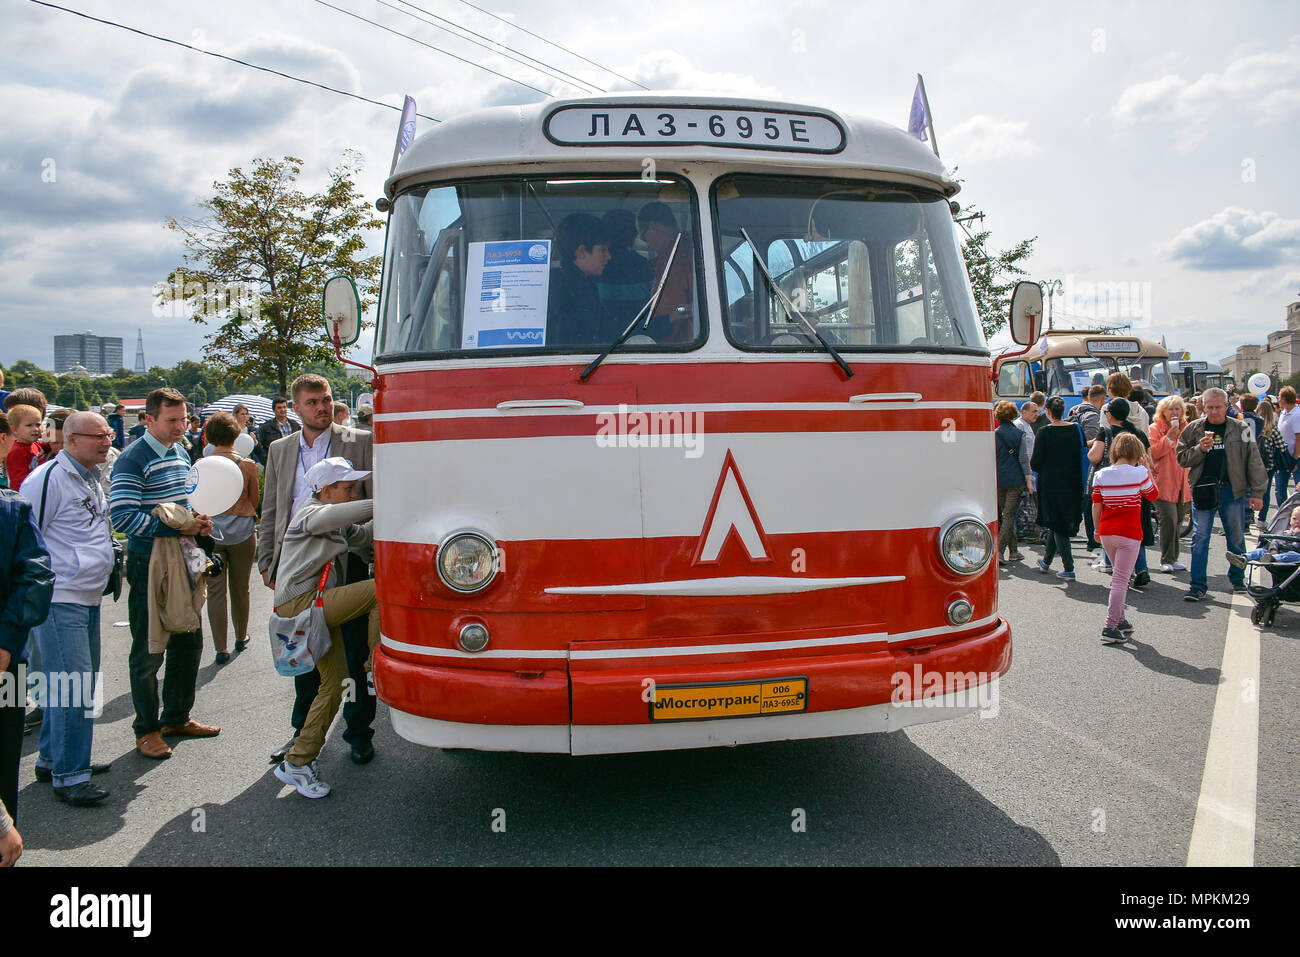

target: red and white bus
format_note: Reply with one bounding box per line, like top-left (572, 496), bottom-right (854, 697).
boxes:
top-left (324, 94), bottom-right (1041, 754)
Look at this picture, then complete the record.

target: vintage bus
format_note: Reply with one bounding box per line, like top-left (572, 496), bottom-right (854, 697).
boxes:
top-left (1167, 358), bottom-right (1230, 395)
top-left (323, 94), bottom-right (1036, 754)
top-left (993, 329), bottom-right (1172, 412)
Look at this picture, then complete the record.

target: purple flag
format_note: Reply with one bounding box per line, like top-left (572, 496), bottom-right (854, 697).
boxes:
top-left (389, 95), bottom-right (417, 175)
top-left (907, 77), bottom-right (929, 143)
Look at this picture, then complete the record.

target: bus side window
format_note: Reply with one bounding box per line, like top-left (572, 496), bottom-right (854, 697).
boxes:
top-left (996, 361), bottom-right (1029, 397)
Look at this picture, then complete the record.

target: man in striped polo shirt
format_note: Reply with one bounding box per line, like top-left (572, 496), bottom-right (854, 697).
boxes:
top-left (109, 388), bottom-right (219, 760)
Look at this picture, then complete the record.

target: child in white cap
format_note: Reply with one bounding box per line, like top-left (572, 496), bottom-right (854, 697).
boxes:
top-left (272, 456), bottom-right (377, 798)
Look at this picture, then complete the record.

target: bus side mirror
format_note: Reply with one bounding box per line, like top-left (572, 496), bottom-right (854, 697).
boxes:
top-left (1007, 281), bottom-right (1043, 346)
top-left (323, 275), bottom-right (362, 348)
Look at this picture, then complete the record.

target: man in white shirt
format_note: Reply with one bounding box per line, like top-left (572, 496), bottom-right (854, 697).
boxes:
top-left (1276, 386), bottom-right (1300, 506)
top-left (19, 412), bottom-right (115, 806)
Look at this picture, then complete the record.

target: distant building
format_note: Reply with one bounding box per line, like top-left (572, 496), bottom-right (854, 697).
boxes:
top-left (1222, 302), bottom-right (1300, 384)
top-left (54, 331), bottom-right (124, 374)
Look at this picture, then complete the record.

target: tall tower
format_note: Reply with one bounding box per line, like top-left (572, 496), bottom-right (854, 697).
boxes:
top-left (134, 328), bottom-right (146, 375)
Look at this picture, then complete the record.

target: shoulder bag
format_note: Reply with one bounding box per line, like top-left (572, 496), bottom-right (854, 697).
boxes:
top-left (267, 560), bottom-right (334, 677)
top-left (37, 464), bottom-right (124, 600)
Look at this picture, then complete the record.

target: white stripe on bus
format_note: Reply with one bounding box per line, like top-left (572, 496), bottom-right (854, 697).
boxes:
top-left (373, 430), bottom-right (995, 542)
top-left (377, 613), bottom-right (1001, 661)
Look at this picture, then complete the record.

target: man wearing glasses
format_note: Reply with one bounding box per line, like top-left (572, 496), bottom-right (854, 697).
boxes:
top-left (19, 412), bottom-right (116, 806)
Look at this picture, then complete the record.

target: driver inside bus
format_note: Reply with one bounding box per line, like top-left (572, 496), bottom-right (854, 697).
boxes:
top-left (636, 201), bottom-right (694, 344)
top-left (547, 213), bottom-right (618, 347)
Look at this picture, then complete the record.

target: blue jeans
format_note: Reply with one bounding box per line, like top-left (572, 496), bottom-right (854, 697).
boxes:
top-left (1275, 468), bottom-right (1293, 507)
top-left (33, 603), bottom-right (102, 789)
top-left (1190, 489), bottom-right (1247, 592)
top-left (1246, 548), bottom-right (1300, 562)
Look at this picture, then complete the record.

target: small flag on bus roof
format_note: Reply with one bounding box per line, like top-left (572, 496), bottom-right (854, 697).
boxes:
top-left (907, 75), bottom-right (940, 159)
top-left (389, 95), bottom-right (418, 175)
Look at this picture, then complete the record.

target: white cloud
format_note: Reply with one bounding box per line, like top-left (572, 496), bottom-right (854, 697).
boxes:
top-left (1111, 37), bottom-right (1300, 151)
top-left (1166, 207), bottom-right (1300, 270)
top-left (943, 115), bottom-right (1041, 164)
top-left (618, 50), bottom-right (772, 97)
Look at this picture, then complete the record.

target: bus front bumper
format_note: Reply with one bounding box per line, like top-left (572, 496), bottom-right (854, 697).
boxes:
top-left (375, 616), bottom-right (1010, 755)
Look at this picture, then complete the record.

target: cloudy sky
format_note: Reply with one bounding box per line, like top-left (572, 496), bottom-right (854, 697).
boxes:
top-left (2, 0), bottom-right (1297, 372)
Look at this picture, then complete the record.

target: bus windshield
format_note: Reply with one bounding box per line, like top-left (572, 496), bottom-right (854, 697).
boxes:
top-left (713, 175), bottom-right (985, 351)
top-left (375, 175), bottom-right (704, 357)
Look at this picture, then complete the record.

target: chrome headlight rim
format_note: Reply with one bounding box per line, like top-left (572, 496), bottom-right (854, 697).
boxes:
top-left (938, 516), bottom-right (994, 575)
top-left (435, 529), bottom-right (499, 594)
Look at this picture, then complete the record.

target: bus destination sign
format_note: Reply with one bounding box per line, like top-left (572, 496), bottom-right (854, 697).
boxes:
top-left (1085, 339), bottom-right (1142, 355)
top-left (545, 105), bottom-right (846, 153)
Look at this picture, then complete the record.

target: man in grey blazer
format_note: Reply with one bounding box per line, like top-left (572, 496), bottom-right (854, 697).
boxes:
top-left (258, 373), bottom-right (377, 764)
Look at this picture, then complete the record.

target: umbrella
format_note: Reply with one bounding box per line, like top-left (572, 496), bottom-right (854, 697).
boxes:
top-left (202, 394), bottom-right (301, 426)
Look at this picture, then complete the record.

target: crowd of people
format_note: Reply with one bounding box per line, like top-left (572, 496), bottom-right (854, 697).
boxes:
top-left (0, 370), bottom-right (375, 864)
top-left (995, 372), bottom-right (1273, 645)
top-left (0, 358), bottom-right (1287, 863)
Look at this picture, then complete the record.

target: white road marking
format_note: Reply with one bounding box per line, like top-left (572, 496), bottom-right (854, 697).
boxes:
top-left (1186, 590), bottom-right (1259, 866)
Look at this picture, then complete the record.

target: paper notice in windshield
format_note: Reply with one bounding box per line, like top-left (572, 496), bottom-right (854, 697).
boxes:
top-left (462, 240), bottom-right (552, 349)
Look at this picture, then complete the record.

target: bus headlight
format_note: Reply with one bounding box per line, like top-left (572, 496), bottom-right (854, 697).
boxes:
top-left (436, 531), bottom-right (498, 593)
top-left (938, 517), bottom-right (993, 575)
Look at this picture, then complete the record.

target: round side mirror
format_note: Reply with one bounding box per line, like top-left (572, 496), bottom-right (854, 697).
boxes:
top-left (322, 275), bottom-right (362, 348)
top-left (1008, 281), bottom-right (1043, 347)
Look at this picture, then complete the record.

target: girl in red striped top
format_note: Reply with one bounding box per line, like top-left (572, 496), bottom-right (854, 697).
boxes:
top-left (1091, 432), bottom-right (1160, 644)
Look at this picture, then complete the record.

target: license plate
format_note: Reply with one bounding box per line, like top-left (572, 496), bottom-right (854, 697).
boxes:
top-left (649, 677), bottom-right (808, 721)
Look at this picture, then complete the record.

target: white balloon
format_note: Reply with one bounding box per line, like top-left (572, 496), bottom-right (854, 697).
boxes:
top-left (1248, 372), bottom-right (1270, 396)
top-left (233, 432), bottom-right (255, 456)
top-left (186, 456), bottom-right (244, 516)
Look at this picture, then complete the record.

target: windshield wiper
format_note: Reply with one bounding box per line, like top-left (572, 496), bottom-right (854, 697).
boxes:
top-left (740, 227), bottom-right (853, 379)
top-left (580, 233), bottom-right (683, 381)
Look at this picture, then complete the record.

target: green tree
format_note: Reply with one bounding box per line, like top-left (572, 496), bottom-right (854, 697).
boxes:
top-left (949, 178), bottom-right (1038, 339)
top-left (164, 153), bottom-right (383, 396)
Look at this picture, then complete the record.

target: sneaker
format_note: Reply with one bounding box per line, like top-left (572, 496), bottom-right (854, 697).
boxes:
top-left (1101, 626), bottom-right (1127, 644)
top-left (1184, 589), bottom-right (1206, 602)
top-left (1133, 571), bottom-right (1151, 590)
top-left (1056, 570), bottom-right (1077, 581)
top-left (1171, 562), bottom-right (1187, 571)
top-left (1160, 563), bottom-right (1176, 573)
top-left (1036, 559), bottom-right (1051, 573)
top-left (1117, 619), bottom-right (1135, 635)
top-left (274, 759), bottom-right (331, 798)
top-left (1225, 552), bottom-right (1247, 569)
top-left (1006, 552), bottom-right (1024, 562)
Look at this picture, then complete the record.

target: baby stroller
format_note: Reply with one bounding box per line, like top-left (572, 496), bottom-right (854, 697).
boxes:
top-left (1244, 488), bottom-right (1300, 626)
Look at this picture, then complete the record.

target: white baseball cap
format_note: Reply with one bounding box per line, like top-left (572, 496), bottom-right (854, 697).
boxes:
top-left (305, 456), bottom-right (372, 494)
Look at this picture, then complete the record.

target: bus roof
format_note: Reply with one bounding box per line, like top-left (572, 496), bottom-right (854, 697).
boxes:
top-left (389, 93), bottom-right (957, 199)
top-left (1031, 329), bottom-right (1169, 361)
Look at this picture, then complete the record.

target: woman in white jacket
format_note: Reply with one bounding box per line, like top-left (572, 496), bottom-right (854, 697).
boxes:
top-left (18, 412), bottom-right (116, 806)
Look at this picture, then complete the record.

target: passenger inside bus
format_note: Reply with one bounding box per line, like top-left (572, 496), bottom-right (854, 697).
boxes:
top-left (637, 201), bottom-right (695, 343)
top-left (597, 209), bottom-right (653, 328)
top-left (546, 213), bottom-right (620, 346)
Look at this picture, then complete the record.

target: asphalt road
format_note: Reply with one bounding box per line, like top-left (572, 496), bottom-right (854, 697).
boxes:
top-left (15, 532), bottom-right (1298, 867)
